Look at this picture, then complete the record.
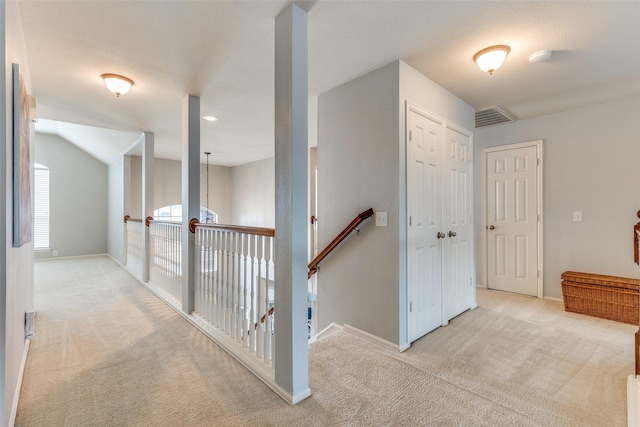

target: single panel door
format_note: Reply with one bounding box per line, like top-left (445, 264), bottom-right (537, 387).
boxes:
top-left (486, 146), bottom-right (538, 296)
top-left (407, 110), bottom-right (443, 342)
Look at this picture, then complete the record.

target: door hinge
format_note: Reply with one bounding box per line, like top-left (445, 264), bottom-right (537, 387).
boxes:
top-left (409, 216), bottom-right (412, 226)
top-left (409, 130), bottom-right (412, 141)
top-left (410, 301), bottom-right (413, 312)
top-left (537, 158), bottom-right (540, 166)
top-left (537, 270), bottom-right (540, 278)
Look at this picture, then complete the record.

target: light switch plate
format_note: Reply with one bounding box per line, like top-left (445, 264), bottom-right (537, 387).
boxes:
top-left (375, 211), bottom-right (388, 227)
top-left (573, 211), bottom-right (583, 222)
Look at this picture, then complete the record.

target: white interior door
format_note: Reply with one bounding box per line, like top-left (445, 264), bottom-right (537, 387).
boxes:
top-left (442, 126), bottom-right (473, 320)
top-left (486, 144), bottom-right (540, 297)
top-left (407, 110), bottom-right (443, 342)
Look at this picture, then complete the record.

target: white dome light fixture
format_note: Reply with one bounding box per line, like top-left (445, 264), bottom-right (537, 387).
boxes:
top-left (473, 45), bottom-right (511, 75)
top-left (101, 73), bottom-right (134, 97)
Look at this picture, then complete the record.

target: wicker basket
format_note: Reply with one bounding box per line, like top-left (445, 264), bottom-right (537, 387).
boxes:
top-left (561, 271), bottom-right (640, 325)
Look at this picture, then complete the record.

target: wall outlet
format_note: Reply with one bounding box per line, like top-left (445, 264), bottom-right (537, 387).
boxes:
top-left (375, 211), bottom-right (388, 227)
top-left (53, 250), bottom-right (59, 257)
top-left (573, 211), bottom-right (583, 222)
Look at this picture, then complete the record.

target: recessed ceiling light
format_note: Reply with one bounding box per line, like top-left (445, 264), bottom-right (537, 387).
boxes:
top-left (529, 50), bottom-right (553, 63)
top-left (203, 116), bottom-right (218, 122)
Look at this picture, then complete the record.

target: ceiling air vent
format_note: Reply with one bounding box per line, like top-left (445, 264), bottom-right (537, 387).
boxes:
top-left (475, 106), bottom-right (515, 128)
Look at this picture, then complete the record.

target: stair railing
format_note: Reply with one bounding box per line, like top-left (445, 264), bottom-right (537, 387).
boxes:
top-left (307, 208), bottom-right (374, 278)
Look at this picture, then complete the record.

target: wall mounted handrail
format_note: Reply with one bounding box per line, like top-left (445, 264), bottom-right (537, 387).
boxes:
top-left (307, 208), bottom-right (374, 279)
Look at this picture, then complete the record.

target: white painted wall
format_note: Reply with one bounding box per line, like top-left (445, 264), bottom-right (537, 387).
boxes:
top-left (231, 157), bottom-right (275, 227)
top-left (1, 2), bottom-right (34, 424)
top-left (107, 157), bottom-right (125, 264)
top-left (474, 95), bottom-right (640, 299)
top-left (317, 60), bottom-right (474, 347)
top-left (34, 133), bottom-right (108, 259)
top-left (129, 157), bottom-right (232, 224)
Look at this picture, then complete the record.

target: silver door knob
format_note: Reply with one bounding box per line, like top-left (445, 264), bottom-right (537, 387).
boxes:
top-left (437, 232), bottom-right (446, 239)
top-left (448, 231), bottom-right (457, 237)
top-left (488, 225), bottom-right (495, 230)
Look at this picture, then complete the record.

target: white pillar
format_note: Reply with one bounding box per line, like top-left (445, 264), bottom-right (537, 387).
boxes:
top-left (123, 155), bottom-right (131, 265)
top-left (141, 132), bottom-right (154, 282)
top-left (274, 4), bottom-right (310, 404)
top-left (181, 95), bottom-right (200, 313)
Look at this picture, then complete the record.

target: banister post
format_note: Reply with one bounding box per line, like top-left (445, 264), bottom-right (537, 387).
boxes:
top-left (181, 95), bottom-right (200, 313)
top-left (274, 3), bottom-right (310, 404)
top-left (142, 131), bottom-right (154, 283)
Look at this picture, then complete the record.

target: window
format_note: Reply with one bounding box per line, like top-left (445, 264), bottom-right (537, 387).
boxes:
top-left (153, 205), bottom-right (218, 224)
top-left (34, 163), bottom-right (50, 249)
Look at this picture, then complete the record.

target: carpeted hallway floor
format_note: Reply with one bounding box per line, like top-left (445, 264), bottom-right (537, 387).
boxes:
top-left (16, 256), bottom-right (635, 426)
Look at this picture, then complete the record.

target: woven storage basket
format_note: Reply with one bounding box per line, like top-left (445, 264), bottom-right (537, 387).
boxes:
top-left (561, 271), bottom-right (640, 325)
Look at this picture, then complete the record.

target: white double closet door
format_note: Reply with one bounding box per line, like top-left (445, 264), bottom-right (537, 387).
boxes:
top-left (407, 106), bottom-right (474, 343)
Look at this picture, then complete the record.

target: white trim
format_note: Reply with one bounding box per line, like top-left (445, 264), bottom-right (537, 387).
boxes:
top-left (35, 252), bottom-right (108, 262)
top-left (628, 375), bottom-right (640, 427)
top-left (308, 322), bottom-right (343, 344)
top-left (543, 296), bottom-right (563, 303)
top-left (482, 140), bottom-right (544, 298)
top-left (9, 339), bottom-right (30, 427)
top-left (343, 324), bottom-right (409, 352)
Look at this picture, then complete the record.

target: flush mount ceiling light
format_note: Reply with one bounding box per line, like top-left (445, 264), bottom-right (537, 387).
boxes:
top-left (473, 45), bottom-right (511, 75)
top-left (202, 116), bottom-right (218, 122)
top-left (529, 50), bottom-right (553, 63)
top-left (101, 73), bottom-right (134, 97)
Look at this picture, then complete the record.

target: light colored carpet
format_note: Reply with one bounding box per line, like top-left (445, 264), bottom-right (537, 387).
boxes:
top-left (16, 256), bottom-right (635, 426)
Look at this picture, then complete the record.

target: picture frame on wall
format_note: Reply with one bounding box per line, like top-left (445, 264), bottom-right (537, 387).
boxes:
top-left (13, 63), bottom-right (32, 247)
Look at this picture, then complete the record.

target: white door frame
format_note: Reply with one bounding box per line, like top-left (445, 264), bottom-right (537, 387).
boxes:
top-left (482, 140), bottom-right (544, 298)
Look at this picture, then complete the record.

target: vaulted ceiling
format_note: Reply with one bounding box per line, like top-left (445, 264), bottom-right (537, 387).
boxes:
top-left (18, 1), bottom-right (640, 166)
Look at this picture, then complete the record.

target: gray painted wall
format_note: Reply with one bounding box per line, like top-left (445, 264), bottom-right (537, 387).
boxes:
top-left (317, 60), bottom-right (474, 347)
top-left (107, 157), bottom-right (125, 264)
top-left (34, 133), bottom-right (108, 259)
top-left (1, 2), bottom-right (34, 424)
top-left (129, 157), bottom-right (232, 224)
top-left (318, 61), bottom-right (400, 345)
top-left (474, 95), bottom-right (640, 299)
top-left (231, 157), bottom-right (275, 227)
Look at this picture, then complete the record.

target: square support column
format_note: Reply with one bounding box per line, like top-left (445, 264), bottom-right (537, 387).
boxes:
top-left (142, 131), bottom-right (154, 282)
top-left (181, 95), bottom-right (200, 313)
top-left (274, 4), bottom-right (311, 404)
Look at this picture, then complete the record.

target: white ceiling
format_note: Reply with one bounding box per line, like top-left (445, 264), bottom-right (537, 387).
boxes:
top-left (18, 1), bottom-right (640, 166)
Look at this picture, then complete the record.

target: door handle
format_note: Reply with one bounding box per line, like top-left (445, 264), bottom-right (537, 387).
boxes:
top-left (448, 231), bottom-right (457, 237)
top-left (488, 225), bottom-right (495, 230)
top-left (437, 232), bottom-right (446, 239)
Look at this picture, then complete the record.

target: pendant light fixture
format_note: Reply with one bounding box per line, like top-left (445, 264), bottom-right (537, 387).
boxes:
top-left (101, 73), bottom-right (134, 97)
top-left (204, 151), bottom-right (212, 223)
top-left (473, 45), bottom-right (511, 75)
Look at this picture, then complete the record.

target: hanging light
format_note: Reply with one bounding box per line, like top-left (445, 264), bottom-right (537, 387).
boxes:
top-left (101, 73), bottom-right (134, 97)
top-left (204, 151), bottom-right (212, 223)
top-left (473, 45), bottom-right (511, 75)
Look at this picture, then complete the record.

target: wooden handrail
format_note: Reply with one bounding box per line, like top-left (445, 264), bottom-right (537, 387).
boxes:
top-left (195, 222), bottom-right (276, 237)
top-left (124, 215), bottom-right (143, 223)
top-left (307, 208), bottom-right (374, 278)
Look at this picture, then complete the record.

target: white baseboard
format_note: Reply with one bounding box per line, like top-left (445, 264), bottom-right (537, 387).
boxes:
top-left (343, 324), bottom-right (405, 352)
top-left (34, 252), bottom-right (108, 262)
top-left (9, 339), bottom-right (30, 427)
top-left (628, 375), bottom-right (640, 427)
top-left (543, 296), bottom-right (563, 302)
